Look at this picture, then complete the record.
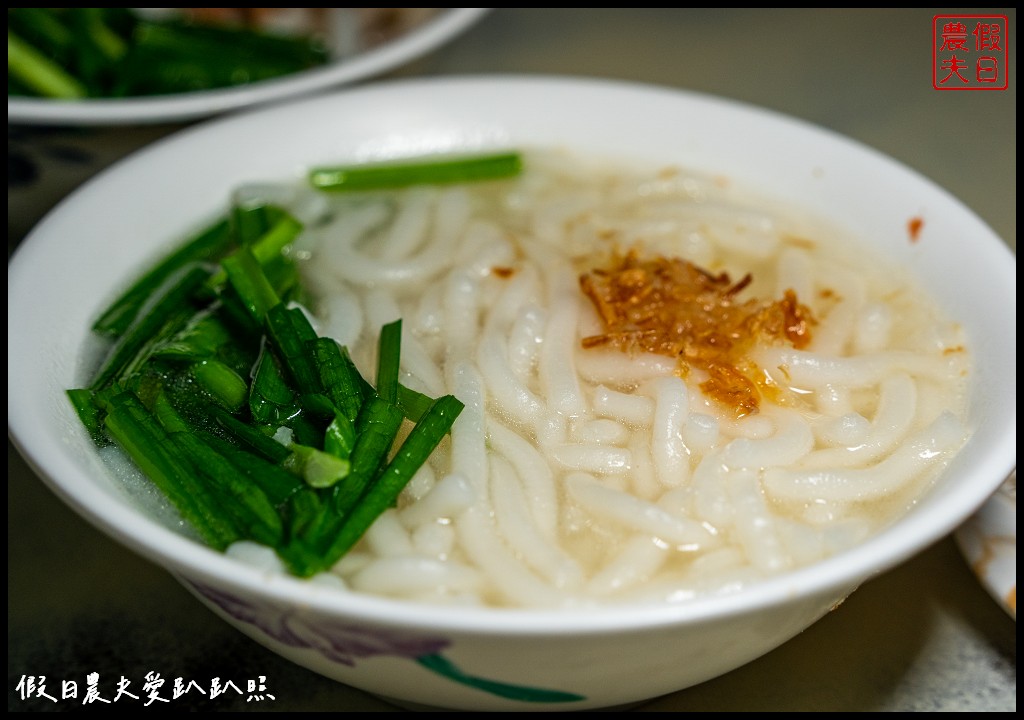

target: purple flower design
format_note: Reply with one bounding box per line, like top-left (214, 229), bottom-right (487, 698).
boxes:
top-left (190, 580), bottom-right (449, 666)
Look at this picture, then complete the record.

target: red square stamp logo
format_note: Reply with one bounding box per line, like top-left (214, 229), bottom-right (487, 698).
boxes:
top-left (933, 15), bottom-right (1009, 90)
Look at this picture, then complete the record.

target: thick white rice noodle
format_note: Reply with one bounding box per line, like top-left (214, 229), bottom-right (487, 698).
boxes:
top-left (250, 149), bottom-right (971, 609)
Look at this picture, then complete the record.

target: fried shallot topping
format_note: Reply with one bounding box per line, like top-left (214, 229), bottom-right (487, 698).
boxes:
top-left (579, 249), bottom-right (815, 416)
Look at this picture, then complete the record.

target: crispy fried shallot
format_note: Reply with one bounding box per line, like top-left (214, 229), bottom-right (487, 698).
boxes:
top-left (579, 249), bottom-right (814, 416)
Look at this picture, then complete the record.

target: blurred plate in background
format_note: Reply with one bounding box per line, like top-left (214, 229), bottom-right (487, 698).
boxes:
top-left (7, 8), bottom-right (490, 127)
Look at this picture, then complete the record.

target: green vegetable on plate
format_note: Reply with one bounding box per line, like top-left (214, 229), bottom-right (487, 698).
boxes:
top-left (8, 8), bottom-right (329, 100)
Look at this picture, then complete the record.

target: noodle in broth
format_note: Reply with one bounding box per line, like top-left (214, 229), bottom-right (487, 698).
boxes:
top-left (232, 149), bottom-right (970, 608)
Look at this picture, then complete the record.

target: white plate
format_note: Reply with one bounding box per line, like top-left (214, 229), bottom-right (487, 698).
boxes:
top-left (7, 8), bottom-right (490, 127)
top-left (955, 471), bottom-right (1016, 619)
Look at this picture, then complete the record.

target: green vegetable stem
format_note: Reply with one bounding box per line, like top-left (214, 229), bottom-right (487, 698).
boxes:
top-left (309, 152), bottom-right (523, 192)
top-left (62, 153), bottom-right (526, 576)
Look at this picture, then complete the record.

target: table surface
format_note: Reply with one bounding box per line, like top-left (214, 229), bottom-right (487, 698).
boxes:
top-left (8, 8), bottom-right (1016, 711)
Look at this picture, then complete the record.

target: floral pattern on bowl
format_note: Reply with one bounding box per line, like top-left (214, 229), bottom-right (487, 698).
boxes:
top-left (954, 470), bottom-right (1016, 620)
top-left (188, 579), bottom-right (586, 704)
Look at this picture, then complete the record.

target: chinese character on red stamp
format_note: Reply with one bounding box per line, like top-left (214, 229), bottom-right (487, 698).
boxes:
top-left (933, 15), bottom-right (1009, 90)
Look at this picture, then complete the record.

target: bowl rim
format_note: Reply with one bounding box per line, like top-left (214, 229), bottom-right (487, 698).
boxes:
top-left (8, 74), bottom-right (1017, 634)
top-left (6, 8), bottom-right (491, 127)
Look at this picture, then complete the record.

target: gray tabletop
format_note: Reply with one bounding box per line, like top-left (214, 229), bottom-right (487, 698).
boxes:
top-left (8, 9), bottom-right (1016, 711)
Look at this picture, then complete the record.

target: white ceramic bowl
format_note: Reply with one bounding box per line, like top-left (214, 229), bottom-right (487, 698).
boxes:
top-left (6, 9), bottom-right (490, 126)
top-left (7, 76), bottom-right (1016, 711)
